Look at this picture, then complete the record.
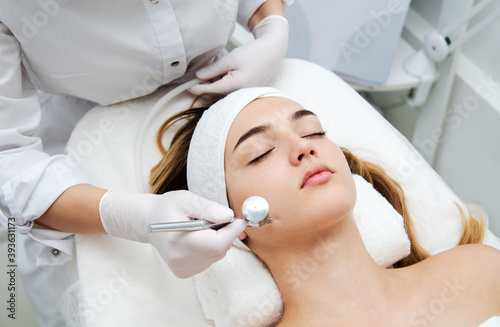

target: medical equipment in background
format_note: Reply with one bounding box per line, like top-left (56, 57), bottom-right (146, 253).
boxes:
top-left (284, 0), bottom-right (411, 87)
top-left (148, 196), bottom-right (272, 232)
top-left (404, 0), bottom-right (500, 107)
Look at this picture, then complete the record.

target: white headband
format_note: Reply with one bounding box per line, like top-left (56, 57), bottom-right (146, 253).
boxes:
top-left (187, 87), bottom-right (289, 206)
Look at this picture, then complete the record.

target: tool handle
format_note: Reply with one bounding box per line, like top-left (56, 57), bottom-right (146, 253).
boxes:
top-left (148, 219), bottom-right (231, 232)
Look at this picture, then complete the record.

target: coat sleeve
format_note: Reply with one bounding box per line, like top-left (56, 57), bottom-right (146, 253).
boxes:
top-left (237, 0), bottom-right (293, 31)
top-left (0, 23), bottom-right (93, 263)
top-left (237, 0), bottom-right (267, 30)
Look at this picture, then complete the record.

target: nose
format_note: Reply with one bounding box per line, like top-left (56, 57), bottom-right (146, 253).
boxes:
top-left (297, 150), bottom-right (315, 161)
top-left (289, 136), bottom-right (317, 165)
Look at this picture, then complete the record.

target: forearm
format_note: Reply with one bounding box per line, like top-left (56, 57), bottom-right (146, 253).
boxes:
top-left (248, 0), bottom-right (284, 31)
top-left (37, 184), bottom-right (108, 234)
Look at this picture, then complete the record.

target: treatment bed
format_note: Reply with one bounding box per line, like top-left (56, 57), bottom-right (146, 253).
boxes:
top-left (58, 59), bottom-right (500, 326)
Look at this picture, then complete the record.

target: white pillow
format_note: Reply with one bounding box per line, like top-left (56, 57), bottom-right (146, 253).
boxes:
top-left (60, 59), bottom-right (479, 326)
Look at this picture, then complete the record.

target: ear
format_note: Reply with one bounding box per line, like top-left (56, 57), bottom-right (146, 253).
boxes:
top-left (238, 230), bottom-right (247, 241)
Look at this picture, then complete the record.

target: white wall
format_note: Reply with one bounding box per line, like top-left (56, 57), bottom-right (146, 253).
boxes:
top-left (433, 0), bottom-right (500, 235)
top-left (462, 0), bottom-right (500, 78)
top-left (434, 68), bottom-right (500, 235)
top-left (386, 0), bottom-right (500, 235)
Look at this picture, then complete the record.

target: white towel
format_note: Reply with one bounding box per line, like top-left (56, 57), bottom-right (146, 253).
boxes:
top-left (352, 174), bottom-right (411, 267)
top-left (187, 87), bottom-right (289, 208)
top-left (62, 58), bottom-right (497, 327)
top-left (194, 174), bottom-right (410, 327)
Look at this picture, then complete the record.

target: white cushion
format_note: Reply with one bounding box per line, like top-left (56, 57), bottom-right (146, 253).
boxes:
top-left (60, 59), bottom-right (482, 326)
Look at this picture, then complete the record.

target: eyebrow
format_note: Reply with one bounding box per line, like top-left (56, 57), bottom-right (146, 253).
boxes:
top-left (291, 109), bottom-right (316, 121)
top-left (233, 123), bottom-right (271, 152)
top-left (232, 109), bottom-right (317, 152)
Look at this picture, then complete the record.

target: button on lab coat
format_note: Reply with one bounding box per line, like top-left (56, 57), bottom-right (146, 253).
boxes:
top-left (0, 1), bottom-right (265, 325)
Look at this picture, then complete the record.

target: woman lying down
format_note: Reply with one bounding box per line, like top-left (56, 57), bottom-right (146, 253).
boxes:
top-left (149, 87), bottom-right (500, 326)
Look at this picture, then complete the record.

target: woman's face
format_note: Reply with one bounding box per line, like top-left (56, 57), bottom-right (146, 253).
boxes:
top-left (224, 97), bottom-right (356, 252)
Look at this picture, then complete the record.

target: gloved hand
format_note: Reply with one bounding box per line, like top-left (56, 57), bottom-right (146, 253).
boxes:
top-left (99, 189), bottom-right (246, 278)
top-left (189, 15), bottom-right (289, 95)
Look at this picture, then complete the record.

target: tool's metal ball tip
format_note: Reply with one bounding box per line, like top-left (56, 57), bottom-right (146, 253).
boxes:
top-left (242, 196), bottom-right (271, 227)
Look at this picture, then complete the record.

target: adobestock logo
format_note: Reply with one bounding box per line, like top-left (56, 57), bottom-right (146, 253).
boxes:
top-left (408, 277), bottom-right (466, 327)
top-left (340, 0), bottom-right (407, 63)
top-left (397, 73), bottom-right (499, 178)
top-left (18, 0), bottom-right (70, 45)
top-left (236, 289), bottom-right (282, 327)
top-left (79, 268), bottom-right (134, 324)
top-left (59, 267), bottom-right (135, 326)
top-left (284, 234), bottom-right (338, 291)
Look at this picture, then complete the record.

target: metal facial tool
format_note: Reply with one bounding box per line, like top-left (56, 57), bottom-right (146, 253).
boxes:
top-left (148, 196), bottom-right (272, 233)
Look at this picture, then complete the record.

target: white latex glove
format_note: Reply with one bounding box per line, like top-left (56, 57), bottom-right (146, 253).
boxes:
top-left (189, 15), bottom-right (289, 95)
top-left (99, 189), bottom-right (246, 278)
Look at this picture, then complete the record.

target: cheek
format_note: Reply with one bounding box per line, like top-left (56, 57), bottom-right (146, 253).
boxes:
top-left (226, 170), bottom-right (294, 254)
top-left (226, 162), bottom-right (291, 218)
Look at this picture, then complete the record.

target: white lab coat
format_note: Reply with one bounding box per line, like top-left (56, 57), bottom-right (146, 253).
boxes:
top-left (0, 0), bottom-right (265, 325)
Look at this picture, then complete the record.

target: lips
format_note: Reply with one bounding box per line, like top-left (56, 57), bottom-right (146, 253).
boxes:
top-left (301, 164), bottom-right (333, 189)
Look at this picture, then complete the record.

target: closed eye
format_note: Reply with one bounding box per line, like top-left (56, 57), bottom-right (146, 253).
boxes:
top-left (302, 131), bottom-right (326, 138)
top-left (249, 148), bottom-right (274, 165)
top-left (248, 131), bottom-right (325, 165)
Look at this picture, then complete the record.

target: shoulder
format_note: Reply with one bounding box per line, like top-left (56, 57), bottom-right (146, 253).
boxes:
top-left (405, 244), bottom-right (500, 281)
top-left (437, 243), bottom-right (500, 268)
top-left (425, 244), bottom-right (500, 300)
top-left (400, 244), bottom-right (500, 325)
top-left (427, 244), bottom-right (500, 273)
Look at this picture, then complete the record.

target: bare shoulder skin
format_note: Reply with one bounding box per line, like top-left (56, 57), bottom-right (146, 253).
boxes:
top-left (395, 244), bottom-right (500, 327)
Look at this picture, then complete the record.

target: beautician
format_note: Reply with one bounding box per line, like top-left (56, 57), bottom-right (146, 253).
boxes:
top-left (0, 1), bottom-right (289, 325)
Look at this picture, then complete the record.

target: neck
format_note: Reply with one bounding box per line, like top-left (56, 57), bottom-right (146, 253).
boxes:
top-left (261, 216), bottom-right (396, 326)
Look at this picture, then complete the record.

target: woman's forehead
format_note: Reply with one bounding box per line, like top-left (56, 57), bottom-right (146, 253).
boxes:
top-left (234, 97), bottom-right (303, 126)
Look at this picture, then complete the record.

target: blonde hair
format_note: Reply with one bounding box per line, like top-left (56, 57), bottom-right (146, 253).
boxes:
top-left (150, 94), bottom-right (223, 194)
top-left (341, 148), bottom-right (484, 267)
top-left (150, 95), bottom-right (485, 268)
